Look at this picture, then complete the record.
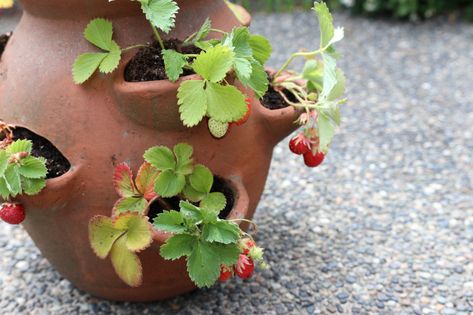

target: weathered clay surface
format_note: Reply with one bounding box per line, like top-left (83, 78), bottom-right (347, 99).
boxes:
top-left (0, 0), bottom-right (298, 301)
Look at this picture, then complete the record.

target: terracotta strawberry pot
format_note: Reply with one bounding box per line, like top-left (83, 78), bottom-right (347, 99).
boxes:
top-left (0, 0), bottom-right (298, 301)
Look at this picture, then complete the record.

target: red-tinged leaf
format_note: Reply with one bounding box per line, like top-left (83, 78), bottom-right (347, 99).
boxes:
top-left (88, 216), bottom-right (125, 259)
top-left (110, 236), bottom-right (143, 287)
top-left (112, 197), bottom-right (148, 215)
top-left (135, 163), bottom-right (160, 200)
top-left (113, 163), bottom-right (136, 197)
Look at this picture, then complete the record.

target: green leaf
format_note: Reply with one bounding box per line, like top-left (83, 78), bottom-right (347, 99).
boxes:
top-left (234, 57), bottom-right (252, 80)
top-left (6, 139), bottom-right (32, 154)
top-left (110, 236), bottom-right (143, 287)
top-left (21, 178), bottom-right (46, 196)
top-left (183, 184), bottom-right (206, 202)
top-left (230, 27), bottom-right (252, 58)
top-left (0, 177), bottom-right (10, 199)
top-left (302, 59), bottom-right (324, 88)
top-left (327, 68), bottom-right (346, 101)
top-left (143, 146), bottom-right (176, 171)
top-left (186, 240), bottom-right (220, 288)
top-left (162, 49), bottom-right (187, 82)
top-left (177, 79), bottom-right (207, 127)
top-left (154, 169), bottom-right (185, 198)
top-left (192, 45), bottom-right (234, 83)
top-left (135, 163), bottom-right (159, 197)
top-left (313, 2), bottom-right (334, 49)
top-left (320, 53), bottom-right (338, 101)
top-left (140, 0), bottom-right (179, 34)
top-left (238, 59), bottom-right (268, 98)
top-left (124, 215), bottom-right (152, 252)
top-left (200, 207), bottom-right (219, 225)
top-left (3, 164), bottom-right (21, 196)
top-left (113, 197), bottom-right (148, 215)
top-left (318, 113), bottom-right (336, 153)
top-left (189, 164), bottom-right (213, 193)
top-left (200, 192), bottom-right (227, 213)
top-left (191, 18), bottom-right (211, 44)
top-left (202, 220), bottom-right (240, 244)
top-left (160, 234), bottom-right (196, 260)
top-left (99, 41), bottom-right (121, 74)
top-left (179, 201), bottom-right (202, 222)
top-left (205, 82), bottom-right (247, 123)
top-left (153, 210), bottom-right (186, 233)
top-left (174, 143), bottom-right (194, 175)
top-left (0, 150), bottom-right (10, 176)
top-left (113, 163), bottom-right (136, 198)
top-left (84, 18), bottom-right (114, 51)
top-left (88, 216), bottom-right (124, 259)
top-left (249, 34), bottom-right (272, 64)
top-left (18, 156), bottom-right (47, 179)
top-left (72, 52), bottom-right (107, 84)
top-left (212, 242), bottom-right (241, 265)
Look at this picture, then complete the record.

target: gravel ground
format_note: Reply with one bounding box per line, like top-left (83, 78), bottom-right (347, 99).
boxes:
top-left (1, 11), bottom-right (473, 315)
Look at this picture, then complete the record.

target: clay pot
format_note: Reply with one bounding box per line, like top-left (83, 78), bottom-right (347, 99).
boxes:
top-left (0, 0), bottom-right (299, 301)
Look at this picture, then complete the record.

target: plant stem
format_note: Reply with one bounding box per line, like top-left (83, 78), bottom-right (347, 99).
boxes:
top-left (273, 48), bottom-right (324, 81)
top-left (122, 44), bottom-right (149, 52)
top-left (151, 23), bottom-right (165, 50)
top-left (209, 28), bottom-right (227, 35)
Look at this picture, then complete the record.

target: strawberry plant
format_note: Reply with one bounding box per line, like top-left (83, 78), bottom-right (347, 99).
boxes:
top-left (272, 2), bottom-right (346, 167)
top-left (89, 143), bottom-right (266, 288)
top-left (0, 122), bottom-right (48, 224)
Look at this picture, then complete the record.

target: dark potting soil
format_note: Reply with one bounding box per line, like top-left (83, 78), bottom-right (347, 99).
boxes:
top-left (124, 38), bottom-right (201, 82)
top-left (260, 73), bottom-right (297, 110)
top-left (0, 33), bottom-right (11, 59)
top-left (147, 176), bottom-right (235, 222)
top-left (12, 127), bottom-right (71, 179)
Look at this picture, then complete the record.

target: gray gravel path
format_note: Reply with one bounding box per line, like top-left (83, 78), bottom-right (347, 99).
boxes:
top-left (1, 11), bottom-right (473, 315)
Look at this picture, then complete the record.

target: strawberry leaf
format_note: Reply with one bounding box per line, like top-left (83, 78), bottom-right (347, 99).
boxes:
top-left (113, 163), bottom-right (136, 198)
top-left (88, 216), bottom-right (125, 259)
top-left (205, 82), bottom-right (247, 123)
top-left (135, 163), bottom-right (159, 197)
top-left (249, 34), bottom-right (272, 65)
top-left (72, 52), bottom-right (108, 84)
top-left (143, 146), bottom-right (176, 171)
top-left (140, 0), bottom-right (179, 34)
top-left (200, 192), bottom-right (227, 213)
top-left (313, 2), bottom-right (335, 49)
top-left (202, 221), bottom-right (240, 244)
top-left (174, 143), bottom-right (194, 175)
top-left (162, 49), bottom-right (187, 82)
top-left (123, 214), bottom-right (153, 252)
top-left (317, 112), bottom-right (336, 153)
top-left (153, 210), bottom-right (186, 233)
top-left (183, 184), bottom-right (206, 202)
top-left (192, 45), bottom-right (234, 83)
top-left (110, 236), bottom-right (143, 287)
top-left (113, 197), bottom-right (148, 215)
top-left (237, 59), bottom-right (268, 98)
top-left (179, 201), bottom-right (202, 222)
top-left (188, 164), bottom-right (213, 194)
top-left (190, 18), bottom-right (211, 44)
top-left (6, 139), bottom-right (32, 154)
top-left (0, 177), bottom-right (9, 199)
top-left (98, 41), bottom-right (121, 74)
top-left (0, 151), bottom-right (8, 176)
top-left (3, 164), bottom-right (21, 197)
top-left (21, 178), bottom-right (47, 196)
top-left (160, 234), bottom-right (197, 260)
top-left (18, 156), bottom-right (48, 179)
top-left (84, 18), bottom-right (114, 51)
top-left (186, 240), bottom-right (220, 288)
top-left (177, 79), bottom-right (207, 127)
top-left (212, 242), bottom-right (241, 265)
top-left (154, 169), bottom-right (185, 197)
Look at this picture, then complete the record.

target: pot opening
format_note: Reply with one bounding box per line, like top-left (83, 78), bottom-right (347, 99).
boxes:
top-left (147, 176), bottom-right (235, 223)
top-left (260, 71), bottom-right (296, 110)
top-left (0, 32), bottom-right (12, 60)
top-left (11, 127), bottom-right (71, 179)
top-left (124, 38), bottom-right (201, 83)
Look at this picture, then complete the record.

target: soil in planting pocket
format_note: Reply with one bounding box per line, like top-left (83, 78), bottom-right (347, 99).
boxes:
top-left (0, 32), bottom-right (11, 59)
top-left (147, 176), bottom-right (235, 223)
top-left (125, 38), bottom-right (201, 82)
top-left (260, 73), bottom-right (298, 110)
top-left (12, 127), bottom-right (71, 179)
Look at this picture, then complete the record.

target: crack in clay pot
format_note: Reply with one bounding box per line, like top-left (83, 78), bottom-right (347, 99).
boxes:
top-left (12, 127), bottom-right (71, 179)
top-left (0, 32), bottom-right (11, 60)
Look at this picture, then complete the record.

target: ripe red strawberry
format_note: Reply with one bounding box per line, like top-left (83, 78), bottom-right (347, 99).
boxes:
top-left (0, 203), bottom-right (26, 225)
top-left (234, 254), bottom-right (255, 279)
top-left (241, 238), bottom-right (256, 255)
top-left (233, 98), bottom-right (252, 126)
top-left (303, 150), bottom-right (325, 168)
top-left (219, 265), bottom-right (233, 282)
top-left (289, 134), bottom-right (311, 155)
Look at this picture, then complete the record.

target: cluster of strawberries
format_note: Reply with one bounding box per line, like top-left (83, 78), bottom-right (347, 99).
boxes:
top-left (0, 202), bottom-right (25, 224)
top-left (207, 98), bottom-right (252, 139)
top-left (289, 131), bottom-right (325, 168)
top-left (218, 238), bottom-right (266, 282)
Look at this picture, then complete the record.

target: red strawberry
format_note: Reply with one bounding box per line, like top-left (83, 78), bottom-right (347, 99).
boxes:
top-left (241, 238), bottom-right (256, 255)
top-left (234, 254), bottom-right (255, 279)
top-left (219, 265), bottom-right (233, 282)
top-left (303, 151), bottom-right (325, 168)
top-left (289, 134), bottom-right (311, 155)
top-left (233, 98), bottom-right (252, 126)
top-left (0, 203), bottom-right (26, 225)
